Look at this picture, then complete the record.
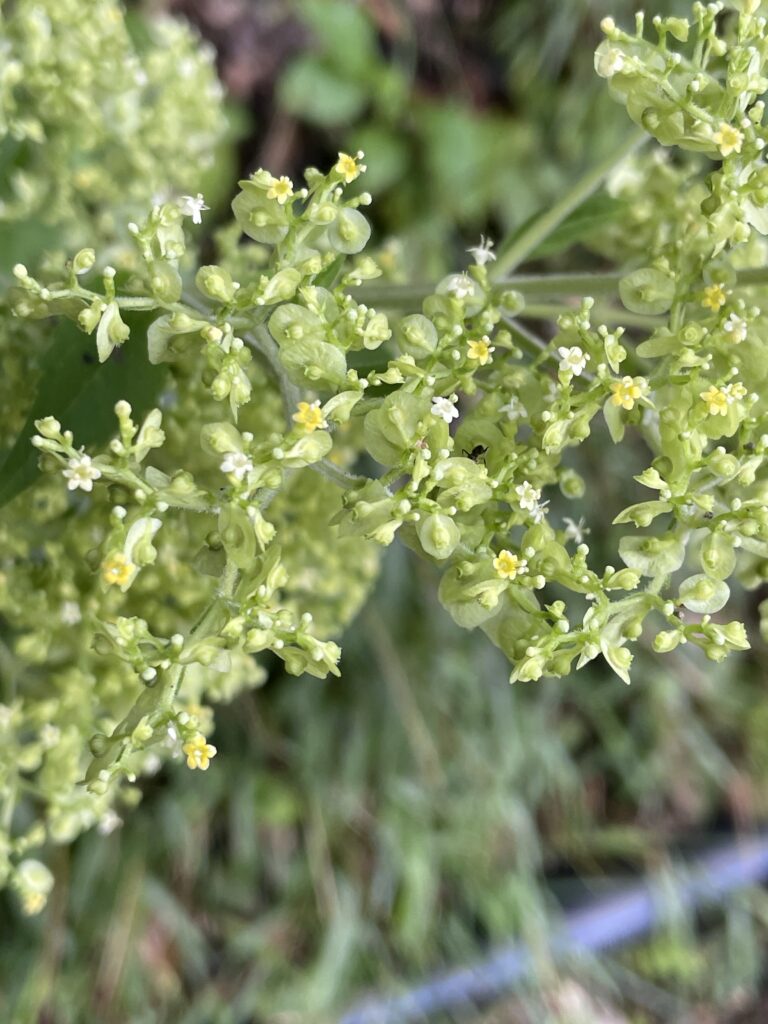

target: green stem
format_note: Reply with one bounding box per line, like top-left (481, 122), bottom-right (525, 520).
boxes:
top-left (350, 271), bottom-right (624, 310)
top-left (352, 265), bottom-right (768, 313)
top-left (311, 460), bottom-right (366, 490)
top-left (521, 302), bottom-right (662, 329)
top-left (493, 128), bottom-right (648, 275)
top-left (509, 271), bottom-right (624, 296)
top-left (503, 316), bottom-right (548, 354)
top-left (243, 325), bottom-right (364, 491)
top-left (244, 325), bottom-right (301, 423)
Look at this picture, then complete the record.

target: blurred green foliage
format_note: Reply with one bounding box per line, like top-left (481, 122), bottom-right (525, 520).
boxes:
top-left (276, 0), bottom-right (687, 275)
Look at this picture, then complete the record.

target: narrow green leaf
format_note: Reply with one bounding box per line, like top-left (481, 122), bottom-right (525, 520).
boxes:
top-left (0, 313), bottom-right (166, 509)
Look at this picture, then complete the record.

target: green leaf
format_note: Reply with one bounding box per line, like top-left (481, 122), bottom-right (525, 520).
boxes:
top-left (0, 315), bottom-right (166, 509)
top-left (278, 57), bottom-right (368, 128)
top-left (533, 194), bottom-right (627, 258)
top-left (298, 0), bottom-right (377, 79)
top-left (500, 194), bottom-right (627, 262)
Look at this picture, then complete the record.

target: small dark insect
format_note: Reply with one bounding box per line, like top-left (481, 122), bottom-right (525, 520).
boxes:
top-left (703, 511), bottom-right (714, 519)
top-left (462, 444), bottom-right (488, 463)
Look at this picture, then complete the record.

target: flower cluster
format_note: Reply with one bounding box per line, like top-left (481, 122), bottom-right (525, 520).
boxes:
top-left (4, 1), bottom-right (768, 914)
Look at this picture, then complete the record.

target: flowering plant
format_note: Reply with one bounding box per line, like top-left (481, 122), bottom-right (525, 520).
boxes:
top-left (3, 0), bottom-right (768, 914)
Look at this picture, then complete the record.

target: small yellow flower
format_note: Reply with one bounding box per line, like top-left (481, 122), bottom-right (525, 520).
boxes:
top-left (701, 282), bottom-right (728, 312)
top-left (467, 336), bottom-right (495, 365)
top-left (292, 400), bottom-right (326, 432)
top-left (493, 549), bottom-right (528, 580)
top-left (335, 151), bottom-right (364, 183)
top-left (267, 175), bottom-right (294, 205)
top-left (182, 733), bottom-right (217, 771)
top-left (712, 121), bottom-right (744, 158)
top-left (610, 375), bottom-right (646, 411)
top-left (101, 552), bottom-right (135, 587)
top-left (700, 384), bottom-right (729, 416)
top-left (22, 891), bottom-right (46, 915)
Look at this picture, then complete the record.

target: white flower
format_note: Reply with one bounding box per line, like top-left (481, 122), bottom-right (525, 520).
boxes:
top-left (220, 452), bottom-right (254, 481)
top-left (40, 724), bottom-right (61, 749)
top-left (467, 235), bottom-right (496, 266)
top-left (449, 275), bottom-right (474, 300)
top-left (62, 452), bottom-right (101, 492)
top-left (723, 313), bottom-right (747, 343)
top-left (515, 480), bottom-right (541, 512)
top-left (499, 397), bottom-right (527, 421)
top-left (178, 193), bottom-right (209, 224)
top-left (563, 516), bottom-right (589, 544)
top-left (97, 809), bottom-right (123, 835)
top-left (60, 601), bottom-right (82, 626)
top-left (531, 500), bottom-right (550, 524)
top-left (558, 345), bottom-right (589, 376)
top-left (596, 46), bottom-right (625, 78)
top-left (431, 396), bottom-right (459, 424)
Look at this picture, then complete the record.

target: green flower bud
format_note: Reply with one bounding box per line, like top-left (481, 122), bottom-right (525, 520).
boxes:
top-left (78, 301), bottom-right (104, 334)
top-left (72, 248), bottom-right (96, 275)
top-left (417, 514), bottom-right (460, 560)
top-left (218, 504), bottom-right (256, 570)
top-left (619, 534), bottom-right (686, 576)
top-left (247, 507), bottom-right (276, 548)
top-left (328, 207), bottom-right (371, 254)
top-left (653, 630), bottom-right (681, 653)
top-left (307, 202), bottom-right (338, 226)
top-left (705, 642), bottom-right (728, 662)
top-left (678, 574), bottom-right (730, 614)
top-left (604, 568), bottom-right (641, 590)
top-left (619, 267), bottom-right (676, 315)
top-left (322, 390), bottom-right (363, 424)
top-left (665, 17), bottom-right (689, 42)
top-left (280, 431), bottom-right (333, 468)
top-left (717, 621), bottom-right (749, 651)
top-left (269, 303), bottom-right (324, 344)
top-left (232, 182), bottom-right (290, 244)
top-left (196, 265), bottom-right (236, 304)
top-left (149, 260), bottom-right (182, 303)
top-left (175, 313), bottom-right (210, 337)
top-left (601, 642), bottom-right (633, 684)
top-left (124, 516), bottom-right (162, 567)
top-left (89, 733), bottom-right (110, 757)
top-left (96, 301), bottom-right (130, 362)
top-left (200, 421), bottom-right (243, 455)
top-left (558, 468), bottom-right (585, 499)
top-left (260, 268), bottom-right (301, 304)
top-left (700, 532), bottom-right (735, 579)
top-left (500, 290), bottom-right (525, 315)
top-left (397, 314), bottom-right (438, 357)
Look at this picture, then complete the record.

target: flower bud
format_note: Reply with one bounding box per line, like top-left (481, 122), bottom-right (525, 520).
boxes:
top-left (699, 532), bottom-right (735, 579)
top-left (72, 248), bottom-right (96, 275)
top-left (329, 207), bottom-right (371, 254)
top-left (196, 265), bottom-right (236, 304)
top-left (417, 514), bottom-right (460, 560)
top-left (397, 314), bottom-right (438, 357)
